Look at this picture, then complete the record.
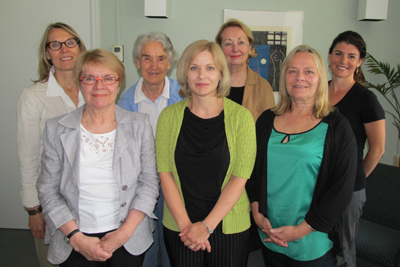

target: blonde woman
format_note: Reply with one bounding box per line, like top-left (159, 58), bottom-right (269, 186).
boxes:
top-left (37, 49), bottom-right (159, 266)
top-left (156, 40), bottom-right (256, 267)
top-left (216, 19), bottom-right (275, 121)
top-left (17, 22), bottom-right (86, 267)
top-left (248, 45), bottom-right (357, 266)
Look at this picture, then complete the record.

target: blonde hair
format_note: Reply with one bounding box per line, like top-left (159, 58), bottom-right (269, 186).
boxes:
top-left (73, 49), bottom-right (125, 88)
top-left (35, 22), bottom-right (86, 83)
top-left (273, 45), bottom-right (332, 118)
top-left (215, 18), bottom-right (257, 61)
top-left (177, 40), bottom-right (231, 98)
top-left (215, 19), bottom-right (254, 46)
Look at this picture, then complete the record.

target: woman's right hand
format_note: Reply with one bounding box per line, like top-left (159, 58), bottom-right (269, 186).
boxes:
top-left (254, 214), bottom-right (288, 247)
top-left (69, 232), bottom-right (112, 261)
top-left (251, 202), bottom-right (287, 247)
top-left (180, 222), bottom-right (212, 252)
top-left (28, 213), bottom-right (46, 239)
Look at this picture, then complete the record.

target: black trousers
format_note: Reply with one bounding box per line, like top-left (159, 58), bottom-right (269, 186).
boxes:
top-left (164, 224), bottom-right (250, 267)
top-left (60, 232), bottom-right (143, 267)
top-left (261, 245), bottom-right (334, 267)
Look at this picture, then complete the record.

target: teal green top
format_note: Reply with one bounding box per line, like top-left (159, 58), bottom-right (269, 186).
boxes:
top-left (259, 122), bottom-right (333, 261)
top-left (156, 98), bottom-right (256, 234)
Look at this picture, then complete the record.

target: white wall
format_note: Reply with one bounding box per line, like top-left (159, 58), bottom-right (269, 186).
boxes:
top-left (99, 0), bottom-right (400, 166)
top-left (1, 0), bottom-right (399, 229)
top-left (0, 0), bottom-right (96, 229)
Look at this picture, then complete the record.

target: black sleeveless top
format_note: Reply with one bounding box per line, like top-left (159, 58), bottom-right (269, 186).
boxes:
top-left (175, 107), bottom-right (230, 222)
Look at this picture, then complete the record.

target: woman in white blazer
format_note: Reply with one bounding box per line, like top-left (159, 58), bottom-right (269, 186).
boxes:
top-left (17, 22), bottom-right (86, 267)
top-left (37, 49), bottom-right (159, 266)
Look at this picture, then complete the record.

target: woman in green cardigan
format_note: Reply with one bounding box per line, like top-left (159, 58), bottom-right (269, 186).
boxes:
top-left (155, 40), bottom-right (256, 267)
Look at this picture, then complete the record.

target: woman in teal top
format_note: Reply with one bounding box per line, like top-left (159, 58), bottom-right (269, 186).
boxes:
top-left (266, 122), bottom-right (331, 261)
top-left (247, 45), bottom-right (357, 266)
top-left (156, 40), bottom-right (256, 267)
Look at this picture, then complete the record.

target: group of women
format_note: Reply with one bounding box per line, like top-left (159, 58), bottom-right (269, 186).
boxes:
top-left (17, 18), bottom-right (385, 267)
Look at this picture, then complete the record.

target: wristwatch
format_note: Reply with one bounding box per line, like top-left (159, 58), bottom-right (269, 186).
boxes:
top-left (64, 229), bottom-right (80, 244)
top-left (26, 206), bottom-right (42, 216)
top-left (202, 220), bottom-right (214, 234)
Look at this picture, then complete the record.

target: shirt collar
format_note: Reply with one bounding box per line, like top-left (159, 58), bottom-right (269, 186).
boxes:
top-left (46, 66), bottom-right (65, 97)
top-left (45, 66), bottom-right (85, 108)
top-left (134, 77), bottom-right (170, 104)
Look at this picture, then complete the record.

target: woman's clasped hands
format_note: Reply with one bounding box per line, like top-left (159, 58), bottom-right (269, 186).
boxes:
top-left (252, 211), bottom-right (288, 248)
top-left (179, 221), bottom-right (212, 252)
top-left (69, 229), bottom-right (130, 262)
top-left (69, 232), bottom-right (111, 262)
top-left (253, 208), bottom-right (312, 248)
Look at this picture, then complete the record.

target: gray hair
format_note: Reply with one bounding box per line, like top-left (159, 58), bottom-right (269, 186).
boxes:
top-left (132, 31), bottom-right (178, 69)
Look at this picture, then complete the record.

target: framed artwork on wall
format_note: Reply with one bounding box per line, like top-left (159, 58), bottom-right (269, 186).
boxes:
top-left (224, 10), bottom-right (304, 93)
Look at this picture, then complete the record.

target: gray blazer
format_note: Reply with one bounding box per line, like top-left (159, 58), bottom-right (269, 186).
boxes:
top-left (37, 105), bottom-right (159, 265)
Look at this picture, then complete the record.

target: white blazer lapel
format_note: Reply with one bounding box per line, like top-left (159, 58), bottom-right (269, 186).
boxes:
top-left (36, 91), bottom-right (68, 117)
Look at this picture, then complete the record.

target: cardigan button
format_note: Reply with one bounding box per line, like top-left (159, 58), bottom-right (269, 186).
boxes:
top-left (121, 202), bottom-right (126, 207)
top-left (120, 218), bottom-right (125, 223)
top-left (122, 185), bottom-right (128, 191)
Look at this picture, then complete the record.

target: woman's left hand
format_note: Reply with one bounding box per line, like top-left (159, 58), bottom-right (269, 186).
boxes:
top-left (269, 221), bottom-right (313, 244)
top-left (179, 222), bottom-right (211, 252)
top-left (269, 225), bottom-right (300, 243)
top-left (100, 209), bottom-right (146, 253)
top-left (100, 229), bottom-right (129, 254)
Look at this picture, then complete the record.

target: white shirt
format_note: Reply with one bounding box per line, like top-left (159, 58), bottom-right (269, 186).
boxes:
top-left (135, 77), bottom-right (170, 137)
top-left (46, 67), bottom-right (85, 112)
top-left (78, 125), bottom-right (120, 233)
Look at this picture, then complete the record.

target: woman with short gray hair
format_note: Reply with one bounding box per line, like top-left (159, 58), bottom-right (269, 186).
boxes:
top-left (119, 31), bottom-right (182, 267)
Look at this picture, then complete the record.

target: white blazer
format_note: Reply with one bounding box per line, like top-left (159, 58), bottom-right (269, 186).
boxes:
top-left (17, 81), bottom-right (71, 207)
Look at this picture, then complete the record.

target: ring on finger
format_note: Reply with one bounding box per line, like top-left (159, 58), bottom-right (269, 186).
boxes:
top-left (189, 244), bottom-right (195, 249)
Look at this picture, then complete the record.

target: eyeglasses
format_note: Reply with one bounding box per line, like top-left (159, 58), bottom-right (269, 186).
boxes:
top-left (46, 37), bottom-right (80, 51)
top-left (80, 76), bottom-right (119, 85)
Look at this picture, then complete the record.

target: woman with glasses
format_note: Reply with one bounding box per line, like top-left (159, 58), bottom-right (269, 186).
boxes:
top-left (37, 49), bottom-right (159, 267)
top-left (17, 22), bottom-right (86, 267)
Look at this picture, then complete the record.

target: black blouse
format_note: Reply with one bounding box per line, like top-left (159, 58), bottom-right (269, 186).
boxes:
top-left (227, 86), bottom-right (245, 105)
top-left (175, 107), bottom-right (230, 222)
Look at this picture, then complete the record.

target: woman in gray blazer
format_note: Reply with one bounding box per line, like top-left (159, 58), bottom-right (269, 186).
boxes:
top-left (37, 49), bottom-right (159, 266)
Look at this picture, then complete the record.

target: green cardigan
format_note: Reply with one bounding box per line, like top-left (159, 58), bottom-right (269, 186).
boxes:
top-left (155, 98), bottom-right (256, 234)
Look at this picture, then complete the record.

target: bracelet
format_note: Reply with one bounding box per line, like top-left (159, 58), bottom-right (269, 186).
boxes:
top-left (26, 206), bottom-right (42, 216)
top-left (307, 223), bottom-right (315, 232)
top-left (202, 220), bottom-right (214, 234)
top-left (64, 229), bottom-right (80, 244)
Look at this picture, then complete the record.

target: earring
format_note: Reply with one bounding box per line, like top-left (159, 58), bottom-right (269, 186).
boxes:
top-left (356, 67), bottom-right (359, 74)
